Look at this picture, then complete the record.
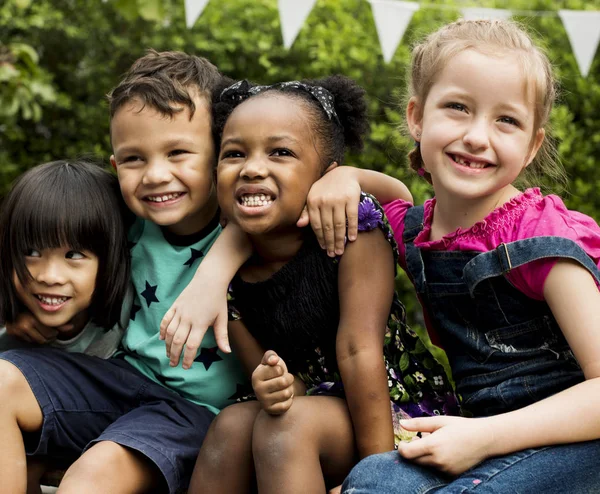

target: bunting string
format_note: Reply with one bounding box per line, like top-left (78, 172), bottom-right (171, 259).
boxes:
top-left (181, 0), bottom-right (600, 77)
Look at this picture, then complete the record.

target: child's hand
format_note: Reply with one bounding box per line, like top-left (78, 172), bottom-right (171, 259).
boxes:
top-left (5, 312), bottom-right (63, 344)
top-left (397, 416), bottom-right (494, 476)
top-left (160, 282), bottom-right (230, 370)
top-left (296, 167), bottom-right (361, 257)
top-left (252, 350), bottom-right (296, 415)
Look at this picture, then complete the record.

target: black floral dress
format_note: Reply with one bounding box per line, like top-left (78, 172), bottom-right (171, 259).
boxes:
top-left (228, 193), bottom-right (459, 445)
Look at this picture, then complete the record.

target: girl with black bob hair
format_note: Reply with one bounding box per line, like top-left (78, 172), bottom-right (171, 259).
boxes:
top-left (186, 75), bottom-right (457, 493)
top-left (0, 160), bottom-right (131, 355)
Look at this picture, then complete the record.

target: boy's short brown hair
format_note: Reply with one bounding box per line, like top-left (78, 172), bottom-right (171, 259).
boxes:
top-left (108, 49), bottom-right (225, 120)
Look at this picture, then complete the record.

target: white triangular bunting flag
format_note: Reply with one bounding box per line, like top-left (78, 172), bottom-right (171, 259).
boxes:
top-left (278, 0), bottom-right (318, 49)
top-left (185, 0), bottom-right (209, 29)
top-left (369, 0), bottom-right (419, 63)
top-left (559, 10), bottom-right (600, 77)
top-left (461, 7), bottom-right (512, 21)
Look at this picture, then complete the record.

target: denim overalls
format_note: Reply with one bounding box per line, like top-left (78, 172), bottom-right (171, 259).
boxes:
top-left (402, 205), bottom-right (600, 418)
top-left (342, 205), bottom-right (600, 493)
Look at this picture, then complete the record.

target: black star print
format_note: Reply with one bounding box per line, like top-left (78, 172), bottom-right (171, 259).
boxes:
top-left (130, 303), bottom-right (141, 321)
top-left (140, 281), bottom-right (159, 307)
top-left (184, 248), bottom-right (204, 267)
top-left (194, 346), bottom-right (223, 370)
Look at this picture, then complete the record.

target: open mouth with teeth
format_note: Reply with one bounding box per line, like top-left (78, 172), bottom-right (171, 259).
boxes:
top-left (238, 193), bottom-right (275, 207)
top-left (34, 294), bottom-right (70, 307)
top-left (449, 154), bottom-right (493, 170)
top-left (145, 192), bottom-right (184, 203)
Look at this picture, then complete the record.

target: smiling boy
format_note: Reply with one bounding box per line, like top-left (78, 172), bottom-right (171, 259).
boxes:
top-left (0, 50), bottom-right (246, 494)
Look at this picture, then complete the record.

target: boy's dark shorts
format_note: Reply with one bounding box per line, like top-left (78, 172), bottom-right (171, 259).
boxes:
top-left (0, 348), bottom-right (216, 494)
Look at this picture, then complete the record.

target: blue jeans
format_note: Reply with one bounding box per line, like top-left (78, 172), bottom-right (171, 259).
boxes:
top-left (342, 441), bottom-right (600, 493)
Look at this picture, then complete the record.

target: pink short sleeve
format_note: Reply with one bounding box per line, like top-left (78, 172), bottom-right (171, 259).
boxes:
top-left (506, 195), bottom-right (600, 299)
top-left (383, 199), bottom-right (413, 268)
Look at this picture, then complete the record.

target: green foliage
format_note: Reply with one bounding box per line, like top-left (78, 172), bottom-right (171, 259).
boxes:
top-left (1, 0), bottom-right (599, 329)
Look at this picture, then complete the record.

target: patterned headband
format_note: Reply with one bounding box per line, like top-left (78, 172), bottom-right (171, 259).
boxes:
top-left (220, 80), bottom-right (340, 124)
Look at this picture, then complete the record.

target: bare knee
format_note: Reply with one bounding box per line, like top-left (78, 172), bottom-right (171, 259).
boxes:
top-left (252, 406), bottom-right (313, 468)
top-left (58, 441), bottom-right (161, 494)
top-left (200, 403), bottom-right (258, 466)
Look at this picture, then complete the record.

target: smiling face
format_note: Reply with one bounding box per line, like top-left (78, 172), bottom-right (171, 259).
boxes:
top-left (408, 48), bottom-right (545, 204)
top-left (217, 93), bottom-right (324, 236)
top-left (14, 247), bottom-right (98, 334)
top-left (110, 96), bottom-right (218, 235)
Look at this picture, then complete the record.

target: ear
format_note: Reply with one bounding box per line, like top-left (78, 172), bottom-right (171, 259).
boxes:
top-left (525, 128), bottom-right (545, 167)
top-left (406, 97), bottom-right (423, 142)
top-left (323, 161), bottom-right (338, 175)
top-left (110, 155), bottom-right (117, 171)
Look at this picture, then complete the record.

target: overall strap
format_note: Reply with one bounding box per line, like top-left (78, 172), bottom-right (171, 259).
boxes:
top-left (402, 205), bottom-right (425, 243)
top-left (402, 206), bottom-right (427, 294)
top-left (463, 236), bottom-right (600, 296)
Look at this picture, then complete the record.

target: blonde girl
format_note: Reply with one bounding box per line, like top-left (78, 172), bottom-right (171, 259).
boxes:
top-left (306, 19), bottom-right (600, 493)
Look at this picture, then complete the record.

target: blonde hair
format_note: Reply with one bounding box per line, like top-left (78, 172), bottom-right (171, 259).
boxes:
top-left (406, 18), bottom-right (566, 192)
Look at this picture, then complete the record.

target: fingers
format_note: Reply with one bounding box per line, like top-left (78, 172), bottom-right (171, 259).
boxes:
top-left (296, 205), bottom-right (309, 228)
top-left (253, 369), bottom-right (295, 415)
top-left (332, 204), bottom-right (347, 256)
top-left (6, 317), bottom-right (57, 344)
top-left (264, 395), bottom-right (294, 415)
top-left (400, 417), bottom-right (450, 433)
top-left (329, 485), bottom-right (342, 494)
top-left (346, 196), bottom-right (359, 242)
top-left (163, 313), bottom-right (182, 358)
top-left (308, 202), bottom-right (326, 250)
top-left (212, 309), bottom-right (231, 354)
top-left (260, 350), bottom-right (280, 366)
top-left (167, 323), bottom-right (193, 367)
top-left (252, 363), bottom-right (294, 394)
top-left (397, 436), bottom-right (432, 460)
top-left (159, 309), bottom-right (173, 341)
top-left (5, 322), bottom-right (33, 343)
top-left (181, 325), bottom-right (209, 370)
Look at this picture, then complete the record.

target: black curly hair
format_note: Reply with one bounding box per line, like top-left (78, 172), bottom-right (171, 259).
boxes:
top-left (212, 75), bottom-right (368, 170)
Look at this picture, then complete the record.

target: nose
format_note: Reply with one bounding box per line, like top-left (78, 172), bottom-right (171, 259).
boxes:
top-left (33, 258), bottom-right (67, 286)
top-left (240, 156), bottom-right (268, 180)
top-left (462, 118), bottom-right (490, 151)
top-left (142, 159), bottom-right (172, 185)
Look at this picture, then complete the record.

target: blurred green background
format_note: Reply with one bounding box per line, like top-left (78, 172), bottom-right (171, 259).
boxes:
top-left (2, 0), bottom-right (599, 328)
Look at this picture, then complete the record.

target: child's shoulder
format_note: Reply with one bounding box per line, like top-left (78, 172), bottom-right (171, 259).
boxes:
top-left (519, 188), bottom-right (600, 242)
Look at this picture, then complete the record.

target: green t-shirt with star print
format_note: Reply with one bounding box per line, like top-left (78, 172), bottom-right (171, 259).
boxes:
top-left (120, 215), bottom-right (247, 415)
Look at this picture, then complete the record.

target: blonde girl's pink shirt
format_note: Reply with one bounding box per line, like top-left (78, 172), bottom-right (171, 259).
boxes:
top-left (383, 188), bottom-right (600, 300)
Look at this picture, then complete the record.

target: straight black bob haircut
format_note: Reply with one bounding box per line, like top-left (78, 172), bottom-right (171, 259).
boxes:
top-left (0, 160), bottom-right (131, 329)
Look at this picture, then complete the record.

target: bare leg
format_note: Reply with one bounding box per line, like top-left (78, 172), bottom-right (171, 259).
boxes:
top-left (189, 401), bottom-right (261, 494)
top-left (252, 396), bottom-right (357, 494)
top-left (0, 360), bottom-right (44, 494)
top-left (57, 441), bottom-right (163, 494)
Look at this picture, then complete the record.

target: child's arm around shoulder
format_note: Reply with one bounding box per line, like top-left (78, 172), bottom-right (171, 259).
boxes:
top-left (5, 312), bottom-right (67, 345)
top-left (160, 223), bottom-right (252, 369)
top-left (336, 225), bottom-right (396, 457)
top-left (300, 165), bottom-right (411, 257)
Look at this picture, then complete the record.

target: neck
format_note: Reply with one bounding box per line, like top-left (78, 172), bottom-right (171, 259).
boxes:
top-left (243, 228), bottom-right (307, 280)
top-left (430, 185), bottom-right (522, 240)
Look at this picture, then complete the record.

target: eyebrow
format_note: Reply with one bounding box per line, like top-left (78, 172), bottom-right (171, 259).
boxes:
top-left (440, 89), bottom-right (529, 117)
top-left (115, 138), bottom-right (196, 156)
top-left (221, 135), bottom-right (301, 147)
